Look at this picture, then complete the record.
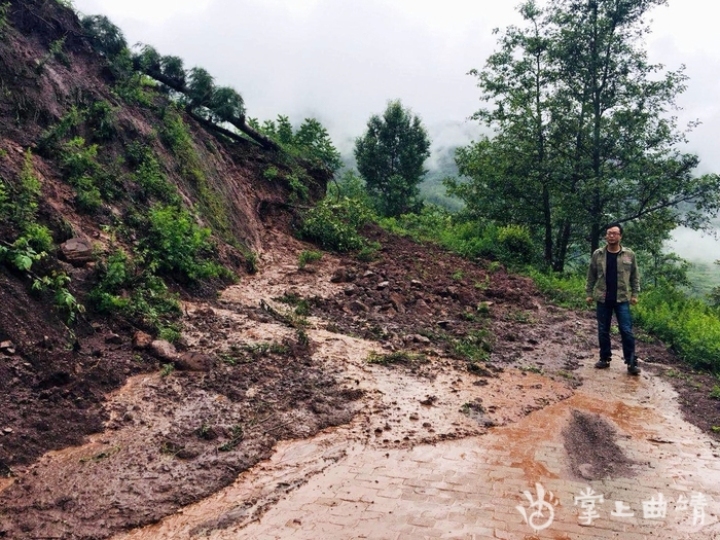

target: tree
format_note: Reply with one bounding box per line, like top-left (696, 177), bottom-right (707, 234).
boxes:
top-left (451, 0), bottom-right (720, 271)
top-left (209, 87), bottom-right (246, 124)
top-left (81, 15), bottom-right (127, 59)
top-left (186, 67), bottom-right (215, 112)
top-left (354, 100), bottom-right (431, 217)
top-left (252, 115), bottom-right (342, 172)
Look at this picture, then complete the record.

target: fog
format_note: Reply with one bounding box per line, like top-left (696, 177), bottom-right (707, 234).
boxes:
top-left (70, 0), bottom-right (720, 262)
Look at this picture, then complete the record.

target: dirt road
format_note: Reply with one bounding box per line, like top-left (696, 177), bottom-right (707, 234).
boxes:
top-left (2, 229), bottom-right (719, 539)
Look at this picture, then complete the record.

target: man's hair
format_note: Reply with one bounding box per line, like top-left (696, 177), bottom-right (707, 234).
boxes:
top-left (606, 222), bottom-right (623, 234)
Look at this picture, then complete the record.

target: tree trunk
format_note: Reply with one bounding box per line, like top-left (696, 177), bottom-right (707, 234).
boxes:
top-left (143, 68), bottom-right (279, 151)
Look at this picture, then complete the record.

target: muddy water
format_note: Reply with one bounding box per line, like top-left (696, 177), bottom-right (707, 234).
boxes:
top-left (12, 238), bottom-right (720, 540)
top-left (112, 359), bottom-right (720, 540)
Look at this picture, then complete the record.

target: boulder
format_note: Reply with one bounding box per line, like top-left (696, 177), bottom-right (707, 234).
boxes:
top-left (149, 340), bottom-right (178, 361)
top-left (132, 331), bottom-right (153, 349)
top-left (60, 237), bottom-right (94, 266)
top-left (175, 352), bottom-right (214, 372)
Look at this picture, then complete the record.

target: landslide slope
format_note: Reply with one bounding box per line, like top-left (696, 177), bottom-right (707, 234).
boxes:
top-left (0, 0), bottom-right (328, 476)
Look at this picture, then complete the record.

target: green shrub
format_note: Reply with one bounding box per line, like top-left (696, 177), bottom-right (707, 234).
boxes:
top-left (90, 251), bottom-right (182, 333)
top-left (23, 223), bottom-right (54, 253)
top-left (0, 2), bottom-right (10, 38)
top-left (37, 107), bottom-right (82, 155)
top-left (86, 101), bottom-right (116, 141)
top-left (451, 329), bottom-right (493, 363)
top-left (634, 286), bottom-right (720, 370)
top-left (143, 204), bottom-right (226, 282)
top-left (31, 271), bottom-right (84, 324)
top-left (526, 268), bottom-right (586, 310)
top-left (159, 107), bottom-right (230, 236)
top-left (12, 150), bottom-right (42, 227)
top-left (496, 224), bottom-right (535, 265)
top-left (298, 197), bottom-right (374, 253)
top-left (298, 249), bottom-right (322, 269)
top-left (287, 172), bottom-right (309, 202)
top-left (129, 146), bottom-right (179, 203)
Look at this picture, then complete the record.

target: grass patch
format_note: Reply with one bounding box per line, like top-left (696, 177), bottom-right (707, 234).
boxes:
top-left (367, 351), bottom-right (428, 365)
top-left (451, 329), bottom-right (493, 363)
top-left (298, 249), bottom-right (322, 269)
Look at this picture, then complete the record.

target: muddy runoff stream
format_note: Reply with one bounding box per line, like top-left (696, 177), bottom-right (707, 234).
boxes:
top-left (2, 235), bottom-right (720, 539)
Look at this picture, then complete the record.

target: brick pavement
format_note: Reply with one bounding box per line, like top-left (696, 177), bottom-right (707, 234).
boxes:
top-left (116, 358), bottom-right (720, 540)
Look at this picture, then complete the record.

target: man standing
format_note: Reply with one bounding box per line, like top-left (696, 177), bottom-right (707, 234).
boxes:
top-left (585, 223), bottom-right (641, 375)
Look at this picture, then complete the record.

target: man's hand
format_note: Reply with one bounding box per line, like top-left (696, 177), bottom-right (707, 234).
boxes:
top-left (586, 296), bottom-right (593, 305)
top-left (631, 296), bottom-right (638, 305)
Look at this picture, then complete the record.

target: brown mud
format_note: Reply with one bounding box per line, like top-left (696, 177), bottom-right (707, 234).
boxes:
top-left (1, 226), bottom-right (719, 539)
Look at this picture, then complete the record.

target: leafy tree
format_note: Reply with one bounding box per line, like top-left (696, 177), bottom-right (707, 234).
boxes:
top-left (134, 44), bottom-right (161, 73)
top-left (210, 87), bottom-right (245, 123)
top-left (81, 15), bottom-right (127, 59)
top-left (293, 118), bottom-right (341, 172)
top-left (160, 55), bottom-right (185, 87)
top-left (354, 100), bottom-right (431, 217)
top-left (450, 0), bottom-right (720, 271)
top-left (252, 115), bottom-right (341, 172)
top-left (186, 67), bottom-right (215, 111)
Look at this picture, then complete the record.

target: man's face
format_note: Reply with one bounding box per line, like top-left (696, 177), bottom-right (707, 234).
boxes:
top-left (605, 227), bottom-right (622, 246)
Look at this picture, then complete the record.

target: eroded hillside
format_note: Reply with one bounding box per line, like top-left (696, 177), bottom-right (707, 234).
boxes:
top-left (0, 0), bottom-right (329, 471)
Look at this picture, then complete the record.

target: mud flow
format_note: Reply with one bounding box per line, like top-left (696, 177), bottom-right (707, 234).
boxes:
top-left (2, 229), bottom-right (719, 540)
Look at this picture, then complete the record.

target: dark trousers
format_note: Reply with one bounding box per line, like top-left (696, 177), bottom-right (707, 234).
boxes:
top-left (596, 301), bottom-right (636, 364)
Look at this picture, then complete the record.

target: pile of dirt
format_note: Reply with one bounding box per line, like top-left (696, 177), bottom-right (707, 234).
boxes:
top-left (0, 304), bottom-right (364, 540)
top-left (313, 225), bottom-right (543, 364)
top-left (562, 409), bottom-right (637, 480)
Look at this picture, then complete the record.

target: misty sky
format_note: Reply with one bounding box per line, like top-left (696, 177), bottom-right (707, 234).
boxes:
top-left (71, 0), bottom-right (720, 260)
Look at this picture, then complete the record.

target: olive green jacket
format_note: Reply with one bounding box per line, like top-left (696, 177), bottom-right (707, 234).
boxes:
top-left (585, 245), bottom-right (640, 303)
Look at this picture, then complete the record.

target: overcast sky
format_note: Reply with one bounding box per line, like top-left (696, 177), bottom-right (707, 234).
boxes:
top-left (71, 0), bottom-right (720, 163)
top-left (71, 0), bottom-right (720, 259)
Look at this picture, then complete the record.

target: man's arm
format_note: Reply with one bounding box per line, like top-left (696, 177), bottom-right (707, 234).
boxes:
top-left (585, 252), bottom-right (597, 303)
top-left (630, 251), bottom-right (640, 303)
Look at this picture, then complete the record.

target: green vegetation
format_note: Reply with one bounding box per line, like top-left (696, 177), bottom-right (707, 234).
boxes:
top-left (634, 287), bottom-right (720, 370)
top-left (298, 249), bottom-right (322, 269)
top-left (81, 15), bottom-right (127, 60)
top-left (0, 2), bottom-right (10, 38)
top-left (367, 351), bottom-right (428, 365)
top-left (160, 363), bottom-right (175, 377)
top-left (298, 197), bottom-right (374, 253)
top-left (142, 204), bottom-right (228, 282)
top-left (89, 249), bottom-right (182, 336)
top-left (252, 115), bottom-right (342, 173)
top-left (159, 107), bottom-right (230, 236)
top-left (448, 0), bottom-right (720, 272)
top-left (355, 100), bottom-right (431, 217)
top-left (451, 329), bottom-right (493, 364)
top-left (275, 292), bottom-right (311, 316)
top-left (0, 151), bottom-right (83, 324)
top-left (126, 142), bottom-right (180, 203)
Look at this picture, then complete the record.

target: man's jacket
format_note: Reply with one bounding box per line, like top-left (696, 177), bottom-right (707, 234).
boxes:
top-left (585, 245), bottom-right (640, 303)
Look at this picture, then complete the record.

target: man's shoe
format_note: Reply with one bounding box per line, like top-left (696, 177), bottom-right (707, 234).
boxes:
top-left (627, 365), bottom-right (641, 376)
top-left (595, 359), bottom-right (611, 369)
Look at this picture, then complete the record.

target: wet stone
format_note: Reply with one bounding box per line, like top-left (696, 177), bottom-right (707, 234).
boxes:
top-left (175, 352), bottom-right (214, 372)
top-left (105, 333), bottom-right (122, 345)
top-left (59, 237), bottom-right (94, 266)
top-left (150, 340), bottom-right (178, 361)
top-left (133, 331), bottom-right (153, 350)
